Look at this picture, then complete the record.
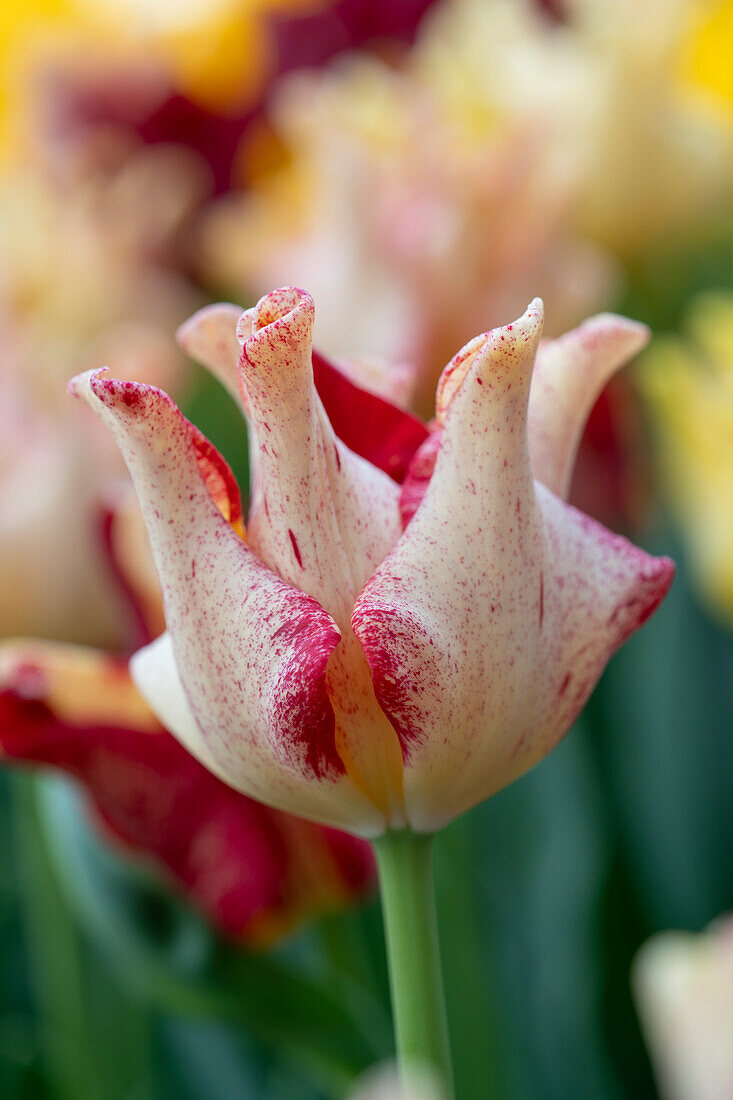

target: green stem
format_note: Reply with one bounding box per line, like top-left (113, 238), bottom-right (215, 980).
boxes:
top-left (373, 830), bottom-right (454, 1098)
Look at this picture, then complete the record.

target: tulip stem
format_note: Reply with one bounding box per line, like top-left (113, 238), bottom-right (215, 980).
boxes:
top-left (373, 829), bottom-right (454, 1098)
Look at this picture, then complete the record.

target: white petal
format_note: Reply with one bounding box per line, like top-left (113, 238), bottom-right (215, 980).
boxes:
top-left (354, 303), bottom-right (672, 831)
top-left (528, 313), bottom-right (649, 498)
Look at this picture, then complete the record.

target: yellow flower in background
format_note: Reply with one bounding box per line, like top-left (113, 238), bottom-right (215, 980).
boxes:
top-left (552, 0), bottom-right (731, 256)
top-left (69, 0), bottom-right (314, 112)
top-left (641, 292), bottom-right (733, 620)
top-left (681, 0), bottom-right (733, 108)
top-left (417, 0), bottom-right (733, 256)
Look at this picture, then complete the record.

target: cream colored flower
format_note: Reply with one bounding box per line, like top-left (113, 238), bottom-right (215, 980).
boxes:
top-left (202, 0), bottom-right (732, 416)
top-left (0, 140), bottom-right (201, 642)
top-left (634, 915), bottom-right (733, 1100)
top-left (202, 13), bottom-right (616, 412)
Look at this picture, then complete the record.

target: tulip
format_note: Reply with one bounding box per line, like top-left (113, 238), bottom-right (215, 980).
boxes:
top-left (0, 373), bottom-right (115, 644)
top-left (0, 488), bottom-right (374, 942)
top-left (633, 915), bottom-right (733, 1100)
top-left (69, 286), bottom-right (671, 836)
top-left (69, 285), bottom-right (673, 1091)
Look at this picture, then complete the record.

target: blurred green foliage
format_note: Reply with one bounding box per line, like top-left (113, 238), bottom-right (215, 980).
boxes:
top-left (2, 545), bottom-right (730, 1100)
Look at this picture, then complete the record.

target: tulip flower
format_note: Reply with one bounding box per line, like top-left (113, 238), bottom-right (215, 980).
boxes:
top-left (633, 915), bottom-right (733, 1100)
top-left (69, 285), bottom-right (673, 835)
top-left (0, 490), bottom-right (374, 942)
top-left (70, 285), bottom-right (673, 1092)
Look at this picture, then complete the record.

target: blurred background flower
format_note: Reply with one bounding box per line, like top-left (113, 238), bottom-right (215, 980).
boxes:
top-left (633, 915), bottom-right (733, 1100)
top-left (0, 481), bottom-right (375, 942)
top-left (0, 0), bottom-right (731, 1098)
top-left (641, 291), bottom-right (733, 619)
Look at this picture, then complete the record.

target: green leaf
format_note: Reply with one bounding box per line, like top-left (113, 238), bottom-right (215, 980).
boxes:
top-left (34, 775), bottom-right (380, 1096)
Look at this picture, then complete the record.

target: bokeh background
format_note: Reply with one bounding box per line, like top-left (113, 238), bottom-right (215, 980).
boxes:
top-left (0, 1), bottom-right (732, 1097)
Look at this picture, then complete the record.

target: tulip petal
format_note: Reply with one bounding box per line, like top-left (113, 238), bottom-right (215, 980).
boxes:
top-left (100, 486), bottom-right (165, 648)
top-left (238, 288), bottom-right (401, 617)
top-left (69, 369), bottom-right (383, 834)
top-left (0, 639), bottom-right (373, 938)
top-left (528, 313), bottom-right (650, 499)
top-left (353, 302), bottom-right (673, 831)
top-left (400, 313), bottom-right (650, 527)
top-left (0, 639), bottom-right (159, 738)
top-left (179, 299), bottom-right (428, 482)
top-left (237, 288), bottom-right (408, 821)
top-left (311, 350), bottom-right (427, 483)
top-left (177, 303), bottom-right (246, 408)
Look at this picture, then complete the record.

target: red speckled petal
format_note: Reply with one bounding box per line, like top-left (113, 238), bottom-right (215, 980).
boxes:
top-left (399, 428), bottom-right (442, 528)
top-left (238, 288), bottom-right (401, 623)
top-left (400, 312), bottom-right (649, 527)
top-left (178, 301), bottom-right (428, 483)
top-left (353, 302), bottom-right (674, 832)
top-left (528, 313), bottom-right (650, 500)
top-left (68, 369), bottom-right (382, 834)
top-left (0, 639), bottom-right (374, 938)
top-left (237, 288), bottom-right (408, 822)
top-left (99, 485), bottom-right (165, 649)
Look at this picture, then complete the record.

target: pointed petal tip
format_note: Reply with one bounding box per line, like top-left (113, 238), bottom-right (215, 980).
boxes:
top-left (254, 286), bottom-right (314, 328)
top-left (79, 370), bottom-right (173, 417)
top-left (525, 296), bottom-right (545, 323)
top-left (70, 368), bottom-right (164, 421)
top-left (237, 288), bottom-right (317, 391)
top-left (436, 298), bottom-right (545, 423)
top-left (611, 550), bottom-right (676, 646)
top-left (487, 297), bottom-right (545, 352)
top-left (578, 312), bottom-right (651, 358)
top-left (67, 366), bottom-right (107, 400)
top-left (643, 552), bottom-right (676, 613)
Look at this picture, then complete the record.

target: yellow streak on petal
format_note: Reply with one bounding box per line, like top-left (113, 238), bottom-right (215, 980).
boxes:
top-left (328, 635), bottom-right (406, 827)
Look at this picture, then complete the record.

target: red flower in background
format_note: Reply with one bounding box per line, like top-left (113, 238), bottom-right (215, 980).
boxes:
top-left (36, 0), bottom-right (440, 196)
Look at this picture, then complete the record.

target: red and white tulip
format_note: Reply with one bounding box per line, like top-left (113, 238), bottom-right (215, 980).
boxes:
top-left (70, 287), bottom-right (673, 836)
